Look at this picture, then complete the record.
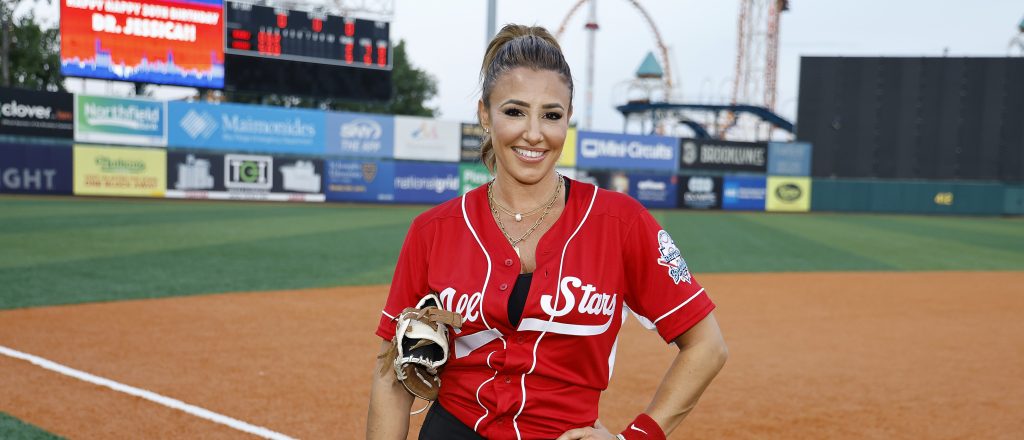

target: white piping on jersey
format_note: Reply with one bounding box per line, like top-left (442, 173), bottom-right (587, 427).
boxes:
top-left (460, 194), bottom-right (500, 335)
top-left (381, 310), bottom-right (395, 321)
top-left (513, 184), bottom-right (599, 439)
top-left (517, 313), bottom-right (613, 336)
top-left (628, 306), bottom-right (657, 330)
top-left (460, 193), bottom-right (507, 433)
top-left (455, 328), bottom-right (503, 359)
top-left (472, 373), bottom-right (498, 432)
top-left (653, 288), bottom-right (706, 325)
top-left (608, 308), bottom-right (628, 381)
top-left (473, 351), bottom-right (499, 431)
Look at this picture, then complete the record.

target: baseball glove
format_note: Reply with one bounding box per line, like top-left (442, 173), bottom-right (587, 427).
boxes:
top-left (380, 292), bottom-right (463, 402)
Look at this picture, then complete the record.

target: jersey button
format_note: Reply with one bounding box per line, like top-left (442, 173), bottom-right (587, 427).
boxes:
top-left (504, 376), bottom-right (512, 384)
top-left (516, 335), bottom-right (525, 344)
top-left (499, 283), bottom-right (508, 291)
top-left (504, 258), bottom-right (514, 267)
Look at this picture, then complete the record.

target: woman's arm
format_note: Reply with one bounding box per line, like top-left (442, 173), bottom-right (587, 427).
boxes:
top-left (645, 312), bottom-right (728, 434)
top-left (366, 340), bottom-right (415, 440)
top-left (557, 312), bottom-right (728, 440)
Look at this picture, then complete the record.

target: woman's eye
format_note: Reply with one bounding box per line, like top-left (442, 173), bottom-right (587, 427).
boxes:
top-left (544, 112), bottom-right (563, 120)
top-left (503, 108), bottom-right (524, 117)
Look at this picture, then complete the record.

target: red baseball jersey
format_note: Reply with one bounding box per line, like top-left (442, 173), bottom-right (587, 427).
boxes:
top-left (376, 178), bottom-right (715, 440)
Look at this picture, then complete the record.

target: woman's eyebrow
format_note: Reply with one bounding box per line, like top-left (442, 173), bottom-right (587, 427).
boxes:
top-left (499, 99), bottom-right (565, 110)
top-left (499, 99), bottom-right (529, 107)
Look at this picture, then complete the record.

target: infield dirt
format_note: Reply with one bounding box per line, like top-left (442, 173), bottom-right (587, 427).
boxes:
top-left (1, 272), bottom-right (1022, 439)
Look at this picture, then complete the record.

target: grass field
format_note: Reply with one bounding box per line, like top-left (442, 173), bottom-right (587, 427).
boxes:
top-left (2, 195), bottom-right (1023, 438)
top-left (0, 412), bottom-right (62, 440)
top-left (3, 195), bottom-right (1023, 310)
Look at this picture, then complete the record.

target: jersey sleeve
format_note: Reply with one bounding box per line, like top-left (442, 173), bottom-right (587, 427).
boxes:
top-left (622, 209), bottom-right (715, 343)
top-left (375, 218), bottom-right (433, 341)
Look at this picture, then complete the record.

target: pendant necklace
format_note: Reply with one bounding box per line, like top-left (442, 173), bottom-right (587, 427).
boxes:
top-left (488, 174), bottom-right (562, 257)
top-left (489, 181), bottom-right (557, 222)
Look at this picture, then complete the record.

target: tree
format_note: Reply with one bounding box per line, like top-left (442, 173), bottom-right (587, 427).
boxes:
top-left (1, 3), bottom-right (64, 91)
top-left (335, 40), bottom-right (438, 117)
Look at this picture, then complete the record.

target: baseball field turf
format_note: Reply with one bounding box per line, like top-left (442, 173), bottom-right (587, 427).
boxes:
top-left (3, 196), bottom-right (1022, 310)
top-left (2, 195), bottom-right (1023, 439)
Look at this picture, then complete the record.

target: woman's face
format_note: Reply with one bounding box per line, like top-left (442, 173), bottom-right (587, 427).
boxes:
top-left (479, 67), bottom-right (572, 186)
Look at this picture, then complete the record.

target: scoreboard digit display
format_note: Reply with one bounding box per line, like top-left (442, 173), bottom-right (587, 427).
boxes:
top-left (225, 1), bottom-right (391, 70)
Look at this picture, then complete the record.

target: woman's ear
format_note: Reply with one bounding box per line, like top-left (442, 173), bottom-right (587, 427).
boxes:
top-left (477, 99), bottom-right (489, 132)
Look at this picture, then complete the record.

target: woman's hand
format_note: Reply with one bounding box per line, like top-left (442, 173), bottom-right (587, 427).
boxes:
top-left (556, 419), bottom-right (618, 440)
top-left (366, 340), bottom-right (414, 440)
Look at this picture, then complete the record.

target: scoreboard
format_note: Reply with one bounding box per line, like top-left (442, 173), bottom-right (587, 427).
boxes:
top-left (58, 0), bottom-right (393, 99)
top-left (225, 1), bottom-right (391, 70)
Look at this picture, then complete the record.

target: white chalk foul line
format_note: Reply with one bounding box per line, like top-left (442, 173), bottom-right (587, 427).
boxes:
top-left (0, 344), bottom-right (296, 440)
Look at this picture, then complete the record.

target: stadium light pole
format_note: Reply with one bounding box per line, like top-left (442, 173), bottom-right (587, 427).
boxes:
top-left (487, 0), bottom-right (497, 40)
top-left (1, 1), bottom-right (9, 87)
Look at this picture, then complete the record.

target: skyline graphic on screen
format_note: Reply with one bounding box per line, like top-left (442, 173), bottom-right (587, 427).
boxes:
top-left (60, 0), bottom-right (225, 88)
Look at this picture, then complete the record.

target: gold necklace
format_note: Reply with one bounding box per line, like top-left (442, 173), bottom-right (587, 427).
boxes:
top-left (489, 178), bottom-right (559, 222)
top-left (488, 174), bottom-right (562, 258)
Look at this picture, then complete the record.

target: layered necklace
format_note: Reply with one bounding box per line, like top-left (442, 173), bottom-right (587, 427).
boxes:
top-left (488, 174), bottom-right (563, 258)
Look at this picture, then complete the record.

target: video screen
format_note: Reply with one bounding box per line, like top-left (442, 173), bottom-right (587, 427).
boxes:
top-left (60, 0), bottom-right (225, 88)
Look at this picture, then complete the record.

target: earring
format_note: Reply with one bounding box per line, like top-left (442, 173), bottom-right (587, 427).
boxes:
top-left (483, 127), bottom-right (489, 134)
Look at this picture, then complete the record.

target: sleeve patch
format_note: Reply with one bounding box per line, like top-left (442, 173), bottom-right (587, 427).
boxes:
top-left (656, 229), bottom-right (691, 284)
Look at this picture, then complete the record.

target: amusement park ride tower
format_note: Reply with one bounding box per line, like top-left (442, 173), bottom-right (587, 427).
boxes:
top-left (1010, 15), bottom-right (1024, 56)
top-left (729, 0), bottom-right (790, 139)
top-left (555, 0), bottom-right (793, 141)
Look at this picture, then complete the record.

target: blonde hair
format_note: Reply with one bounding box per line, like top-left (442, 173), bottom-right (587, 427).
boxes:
top-left (478, 24), bottom-right (574, 172)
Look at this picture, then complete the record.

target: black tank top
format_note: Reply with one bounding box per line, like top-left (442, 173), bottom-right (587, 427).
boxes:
top-left (507, 177), bottom-right (570, 327)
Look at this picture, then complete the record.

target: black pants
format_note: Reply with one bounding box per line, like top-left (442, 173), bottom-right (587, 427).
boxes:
top-left (419, 401), bottom-right (486, 440)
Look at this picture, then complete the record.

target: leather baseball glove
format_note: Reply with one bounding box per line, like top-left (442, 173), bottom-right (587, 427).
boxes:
top-left (379, 292), bottom-right (463, 401)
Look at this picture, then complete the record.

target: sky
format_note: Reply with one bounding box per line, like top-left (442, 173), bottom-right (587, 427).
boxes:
top-left (25, 0), bottom-right (1024, 133)
top-left (389, 0), bottom-right (1023, 132)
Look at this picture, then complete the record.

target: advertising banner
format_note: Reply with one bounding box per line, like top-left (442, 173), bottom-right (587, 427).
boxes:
top-left (722, 175), bottom-right (767, 211)
top-left (168, 101), bottom-right (325, 154)
top-left (325, 111), bottom-right (394, 159)
top-left (557, 127), bottom-right (577, 167)
top-left (766, 176), bottom-right (811, 212)
top-left (574, 169), bottom-right (614, 190)
top-left (60, 0), bottom-right (225, 88)
top-left (0, 88), bottom-right (74, 138)
top-left (577, 131), bottom-right (677, 171)
top-left (679, 139), bottom-right (767, 173)
top-left (677, 175), bottom-right (723, 210)
top-left (324, 160), bottom-right (395, 202)
top-left (165, 151), bottom-right (324, 201)
top-left (393, 161), bottom-right (460, 204)
top-left (393, 116), bottom-right (460, 162)
top-left (768, 142), bottom-right (812, 176)
top-left (460, 162), bottom-right (491, 195)
top-left (75, 95), bottom-right (167, 146)
top-left (166, 151), bottom-right (222, 193)
top-left (628, 173), bottom-right (677, 209)
top-left (73, 145), bottom-right (166, 197)
top-left (460, 123), bottom-right (485, 162)
top-left (0, 143), bottom-right (73, 194)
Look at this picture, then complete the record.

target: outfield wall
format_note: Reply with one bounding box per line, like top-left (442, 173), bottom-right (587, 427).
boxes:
top-left (2, 86), bottom-right (1019, 215)
top-left (811, 178), bottom-right (1016, 216)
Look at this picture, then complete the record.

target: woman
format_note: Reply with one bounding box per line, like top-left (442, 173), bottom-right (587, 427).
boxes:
top-left (368, 24), bottom-right (727, 440)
